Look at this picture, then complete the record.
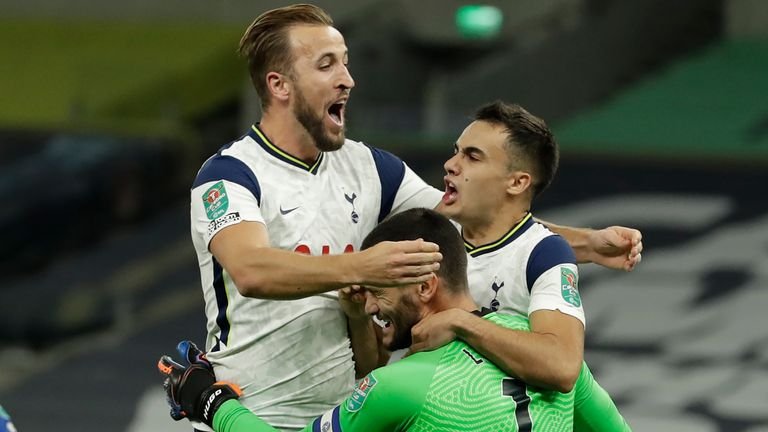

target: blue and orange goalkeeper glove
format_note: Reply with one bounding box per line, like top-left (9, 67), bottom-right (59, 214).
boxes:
top-left (157, 340), bottom-right (242, 427)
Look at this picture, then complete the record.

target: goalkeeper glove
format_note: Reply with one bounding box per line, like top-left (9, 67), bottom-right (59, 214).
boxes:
top-left (157, 340), bottom-right (242, 427)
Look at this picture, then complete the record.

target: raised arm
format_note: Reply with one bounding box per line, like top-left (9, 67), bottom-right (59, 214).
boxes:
top-left (210, 221), bottom-right (441, 299)
top-left (537, 219), bottom-right (643, 271)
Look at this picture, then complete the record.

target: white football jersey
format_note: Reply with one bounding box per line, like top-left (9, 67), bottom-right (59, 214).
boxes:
top-left (190, 125), bottom-right (441, 430)
top-left (464, 213), bottom-right (586, 327)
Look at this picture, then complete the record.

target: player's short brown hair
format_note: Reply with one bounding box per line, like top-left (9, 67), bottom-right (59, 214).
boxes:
top-left (361, 208), bottom-right (468, 294)
top-left (238, 4), bottom-right (334, 109)
top-left (475, 101), bottom-right (559, 198)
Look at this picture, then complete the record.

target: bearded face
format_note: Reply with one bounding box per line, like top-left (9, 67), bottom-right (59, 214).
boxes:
top-left (293, 85), bottom-right (345, 152)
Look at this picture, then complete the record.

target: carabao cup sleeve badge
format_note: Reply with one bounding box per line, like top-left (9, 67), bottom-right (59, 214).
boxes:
top-left (346, 373), bottom-right (378, 412)
top-left (561, 267), bottom-right (582, 307)
top-left (203, 181), bottom-right (229, 220)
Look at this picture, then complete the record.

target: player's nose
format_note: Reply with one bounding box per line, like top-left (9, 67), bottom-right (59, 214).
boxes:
top-left (338, 64), bottom-right (355, 90)
top-left (363, 291), bottom-right (378, 315)
top-left (443, 153), bottom-right (459, 175)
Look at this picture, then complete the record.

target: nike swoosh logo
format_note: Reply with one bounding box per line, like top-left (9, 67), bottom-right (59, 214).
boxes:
top-left (279, 206), bottom-right (300, 215)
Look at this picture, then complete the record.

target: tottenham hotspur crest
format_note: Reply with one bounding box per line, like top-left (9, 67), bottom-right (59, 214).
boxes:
top-left (490, 278), bottom-right (504, 311)
top-left (345, 191), bottom-right (359, 224)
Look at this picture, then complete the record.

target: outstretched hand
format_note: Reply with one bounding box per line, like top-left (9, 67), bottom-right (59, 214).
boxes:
top-left (587, 226), bottom-right (643, 271)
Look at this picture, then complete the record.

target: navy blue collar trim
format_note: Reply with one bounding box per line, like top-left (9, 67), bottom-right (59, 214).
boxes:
top-left (464, 213), bottom-right (534, 257)
top-left (248, 125), bottom-right (324, 174)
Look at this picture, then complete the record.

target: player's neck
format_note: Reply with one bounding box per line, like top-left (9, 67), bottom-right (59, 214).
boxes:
top-left (259, 110), bottom-right (321, 164)
top-left (462, 205), bottom-right (529, 247)
top-left (427, 292), bottom-right (479, 316)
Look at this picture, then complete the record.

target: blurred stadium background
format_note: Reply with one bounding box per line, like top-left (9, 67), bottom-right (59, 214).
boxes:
top-left (1, 0), bottom-right (767, 430)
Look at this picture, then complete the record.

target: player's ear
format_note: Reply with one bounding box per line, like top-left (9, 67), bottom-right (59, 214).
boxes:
top-left (266, 71), bottom-right (291, 103)
top-left (417, 273), bottom-right (439, 303)
top-left (506, 170), bottom-right (532, 197)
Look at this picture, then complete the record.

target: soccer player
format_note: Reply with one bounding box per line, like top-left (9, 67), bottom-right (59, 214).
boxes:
top-left (190, 4), bottom-right (640, 430)
top-left (191, 5), bottom-right (443, 429)
top-left (411, 101), bottom-right (632, 430)
top-left (162, 209), bottom-right (576, 432)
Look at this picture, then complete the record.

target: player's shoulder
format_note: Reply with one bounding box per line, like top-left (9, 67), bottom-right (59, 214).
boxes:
top-left (527, 218), bottom-right (561, 241)
top-left (525, 219), bottom-right (573, 253)
top-left (351, 351), bottom-right (441, 411)
top-left (485, 312), bottom-right (531, 332)
top-left (371, 348), bottom-right (444, 394)
top-left (529, 230), bottom-right (574, 258)
top-left (212, 129), bottom-right (258, 159)
top-left (379, 347), bottom-right (444, 381)
top-left (192, 143), bottom-right (260, 193)
top-left (336, 138), bottom-right (403, 164)
top-left (524, 222), bottom-right (577, 283)
top-left (195, 132), bottom-right (257, 175)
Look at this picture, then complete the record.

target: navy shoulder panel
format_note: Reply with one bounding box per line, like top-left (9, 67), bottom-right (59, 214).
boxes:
top-left (525, 235), bottom-right (577, 292)
top-left (192, 155), bottom-right (261, 204)
top-left (369, 146), bottom-right (405, 222)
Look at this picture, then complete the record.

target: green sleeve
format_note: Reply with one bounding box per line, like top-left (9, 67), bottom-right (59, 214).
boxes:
top-left (213, 400), bottom-right (281, 432)
top-left (213, 349), bottom-right (441, 432)
top-left (573, 363), bottom-right (631, 432)
top-left (333, 350), bottom-right (438, 431)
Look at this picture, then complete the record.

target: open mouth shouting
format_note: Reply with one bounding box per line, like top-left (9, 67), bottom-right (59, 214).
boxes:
top-left (443, 177), bottom-right (458, 205)
top-left (326, 97), bottom-right (347, 130)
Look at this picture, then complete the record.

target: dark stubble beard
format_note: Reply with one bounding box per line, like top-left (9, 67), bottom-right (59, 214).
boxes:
top-left (387, 294), bottom-right (422, 351)
top-left (293, 87), bottom-right (345, 152)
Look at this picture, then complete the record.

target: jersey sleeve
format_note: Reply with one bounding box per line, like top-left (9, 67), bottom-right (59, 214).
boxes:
top-left (369, 146), bottom-right (442, 222)
top-left (573, 363), bottom-right (632, 432)
top-left (191, 155), bottom-right (265, 248)
top-left (213, 399), bottom-right (282, 432)
top-left (526, 235), bottom-right (586, 327)
top-left (214, 357), bottom-right (434, 432)
top-left (313, 353), bottom-right (437, 432)
top-left (333, 363), bottom-right (431, 431)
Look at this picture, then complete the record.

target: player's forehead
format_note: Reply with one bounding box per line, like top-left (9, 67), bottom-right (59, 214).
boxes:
top-left (287, 24), bottom-right (348, 62)
top-left (455, 120), bottom-right (508, 156)
top-left (456, 121), bottom-right (507, 149)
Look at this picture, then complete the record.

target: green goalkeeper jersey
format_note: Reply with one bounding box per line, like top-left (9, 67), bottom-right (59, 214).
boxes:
top-left (573, 362), bottom-right (631, 432)
top-left (212, 312), bottom-right (574, 432)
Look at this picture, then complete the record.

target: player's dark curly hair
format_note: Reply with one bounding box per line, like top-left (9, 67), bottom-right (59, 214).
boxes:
top-left (361, 208), bottom-right (468, 294)
top-left (238, 4), bottom-right (334, 110)
top-left (475, 101), bottom-right (559, 198)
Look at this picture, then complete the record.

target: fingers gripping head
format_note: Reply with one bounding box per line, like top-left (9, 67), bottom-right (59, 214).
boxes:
top-left (362, 208), bottom-right (468, 294)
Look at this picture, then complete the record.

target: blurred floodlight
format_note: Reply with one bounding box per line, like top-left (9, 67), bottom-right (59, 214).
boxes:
top-left (455, 5), bottom-right (504, 39)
